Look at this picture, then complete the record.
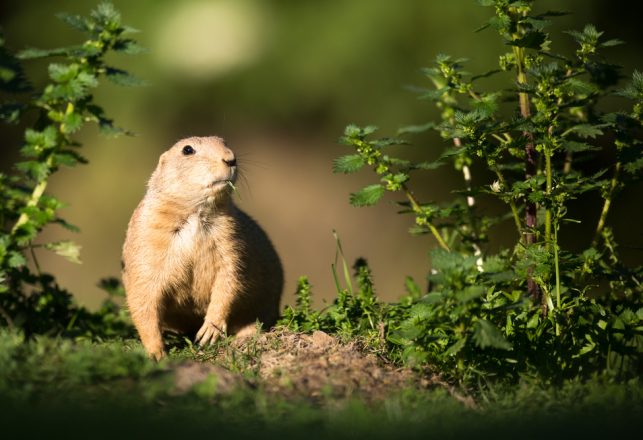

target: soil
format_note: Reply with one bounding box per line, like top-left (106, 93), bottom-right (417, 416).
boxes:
top-left (168, 329), bottom-right (437, 403)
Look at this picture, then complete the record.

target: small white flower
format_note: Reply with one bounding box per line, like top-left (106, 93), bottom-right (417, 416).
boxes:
top-left (490, 180), bottom-right (502, 193)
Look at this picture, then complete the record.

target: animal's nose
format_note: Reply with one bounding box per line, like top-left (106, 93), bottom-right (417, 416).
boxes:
top-left (222, 156), bottom-right (236, 167)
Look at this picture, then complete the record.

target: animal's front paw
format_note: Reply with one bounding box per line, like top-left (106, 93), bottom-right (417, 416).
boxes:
top-left (149, 348), bottom-right (166, 361)
top-left (195, 320), bottom-right (226, 346)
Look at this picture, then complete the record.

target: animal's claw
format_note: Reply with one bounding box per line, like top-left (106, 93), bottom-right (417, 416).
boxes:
top-left (195, 320), bottom-right (225, 346)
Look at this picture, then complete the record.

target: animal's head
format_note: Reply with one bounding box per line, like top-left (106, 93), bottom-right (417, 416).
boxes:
top-left (151, 136), bottom-right (237, 205)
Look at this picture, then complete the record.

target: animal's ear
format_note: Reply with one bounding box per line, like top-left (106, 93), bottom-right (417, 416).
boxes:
top-left (158, 152), bottom-right (168, 169)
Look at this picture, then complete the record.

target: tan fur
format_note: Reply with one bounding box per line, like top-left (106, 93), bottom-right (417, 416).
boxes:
top-left (122, 136), bottom-right (283, 359)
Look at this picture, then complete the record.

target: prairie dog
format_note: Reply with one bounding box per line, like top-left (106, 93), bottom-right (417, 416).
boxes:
top-left (122, 136), bottom-right (283, 359)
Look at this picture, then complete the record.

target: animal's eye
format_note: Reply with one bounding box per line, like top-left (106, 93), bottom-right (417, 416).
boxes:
top-left (182, 145), bottom-right (195, 155)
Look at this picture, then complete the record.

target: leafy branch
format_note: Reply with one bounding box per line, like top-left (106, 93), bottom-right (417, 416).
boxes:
top-left (0, 2), bottom-right (143, 333)
top-left (325, 0), bottom-right (642, 385)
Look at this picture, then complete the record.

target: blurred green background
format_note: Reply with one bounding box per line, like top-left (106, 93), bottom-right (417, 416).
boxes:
top-left (1, 0), bottom-right (641, 308)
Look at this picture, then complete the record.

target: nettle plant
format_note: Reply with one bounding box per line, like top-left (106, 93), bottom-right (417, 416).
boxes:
top-left (0, 3), bottom-right (142, 336)
top-left (326, 0), bottom-right (642, 382)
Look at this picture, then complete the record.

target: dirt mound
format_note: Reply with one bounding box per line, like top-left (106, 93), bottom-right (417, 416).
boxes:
top-left (170, 329), bottom-right (432, 402)
top-left (254, 330), bottom-right (421, 402)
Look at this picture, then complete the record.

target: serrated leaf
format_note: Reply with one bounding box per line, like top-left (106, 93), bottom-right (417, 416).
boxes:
top-left (409, 303), bottom-right (433, 320)
top-left (535, 10), bottom-right (570, 18)
top-left (563, 141), bottom-right (600, 153)
top-left (508, 31), bottom-right (547, 50)
top-left (349, 184), bottom-right (385, 207)
top-left (397, 122), bottom-right (436, 135)
top-left (54, 217), bottom-right (81, 233)
top-left (396, 320), bottom-right (423, 341)
top-left (98, 120), bottom-right (128, 137)
top-left (566, 124), bottom-right (604, 138)
top-left (17, 47), bottom-right (70, 60)
top-left (53, 150), bottom-right (88, 167)
top-left (0, 103), bottom-right (24, 123)
top-left (563, 78), bottom-right (597, 96)
top-left (445, 337), bottom-right (467, 356)
top-left (456, 285), bottom-right (485, 303)
top-left (105, 68), bottom-right (147, 86)
top-left (48, 63), bottom-right (77, 82)
top-left (472, 320), bottom-right (512, 350)
top-left (25, 126), bottom-right (58, 149)
top-left (56, 12), bottom-right (91, 32)
top-left (0, 40), bottom-right (31, 93)
top-left (471, 69), bottom-right (501, 81)
top-left (113, 39), bottom-right (147, 55)
top-left (623, 156), bottom-right (643, 175)
top-left (8, 251), bottom-right (27, 268)
top-left (91, 1), bottom-right (121, 24)
top-left (15, 160), bottom-right (50, 181)
top-left (61, 112), bottom-right (83, 134)
top-left (372, 138), bottom-right (407, 148)
top-left (412, 160), bottom-right (444, 170)
top-left (45, 240), bottom-right (82, 264)
top-left (601, 39), bottom-right (623, 48)
top-left (333, 154), bottom-right (365, 174)
top-left (408, 224), bottom-right (428, 235)
top-left (344, 124), bottom-right (377, 138)
top-left (617, 71), bottom-right (643, 99)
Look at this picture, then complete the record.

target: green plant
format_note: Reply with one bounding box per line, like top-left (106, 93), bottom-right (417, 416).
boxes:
top-left (280, 234), bottom-right (391, 348)
top-left (319, 0), bottom-right (642, 384)
top-left (0, 2), bottom-right (143, 335)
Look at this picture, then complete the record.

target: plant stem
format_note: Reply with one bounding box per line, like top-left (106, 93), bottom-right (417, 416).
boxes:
top-left (513, 46), bottom-right (538, 243)
top-left (553, 216), bottom-right (561, 336)
top-left (563, 152), bottom-right (573, 174)
top-left (403, 184), bottom-right (450, 252)
top-left (513, 44), bottom-right (539, 300)
top-left (544, 148), bottom-right (553, 250)
top-left (453, 137), bottom-right (483, 268)
top-left (11, 175), bottom-right (50, 235)
top-left (593, 162), bottom-right (621, 247)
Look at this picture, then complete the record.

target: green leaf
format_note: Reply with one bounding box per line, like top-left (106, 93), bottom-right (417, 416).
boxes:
top-left (412, 160), bottom-right (444, 170)
top-left (16, 160), bottom-right (50, 181)
top-left (472, 320), bottom-right (512, 350)
top-left (333, 154), bottom-right (365, 174)
top-left (344, 124), bottom-right (377, 138)
top-left (409, 303), bottom-right (433, 320)
top-left (565, 124), bottom-right (604, 138)
top-left (397, 122), bottom-right (436, 135)
top-left (422, 292), bottom-right (444, 304)
top-left (45, 240), bottom-right (82, 264)
top-left (91, 1), bottom-right (122, 24)
top-left (17, 47), bottom-right (70, 60)
top-left (105, 68), bottom-right (147, 86)
top-left (113, 39), bottom-right (147, 55)
top-left (53, 150), bottom-right (88, 167)
top-left (508, 31), bottom-right (547, 50)
top-left (563, 141), bottom-right (601, 153)
top-left (0, 103), bottom-right (25, 123)
top-left (601, 39), bottom-right (623, 48)
top-left (48, 63), bottom-right (79, 82)
top-left (445, 337), bottom-right (467, 356)
top-left (54, 218), bottom-right (81, 233)
top-left (56, 12), bottom-right (91, 32)
top-left (456, 286), bottom-right (485, 303)
top-left (349, 184), bottom-right (385, 207)
top-left (617, 71), bottom-right (643, 99)
top-left (8, 251), bottom-right (27, 268)
top-left (25, 126), bottom-right (58, 150)
top-left (61, 112), bottom-right (83, 134)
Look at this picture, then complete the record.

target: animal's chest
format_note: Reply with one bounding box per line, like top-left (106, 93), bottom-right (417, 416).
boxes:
top-left (167, 215), bottom-right (220, 302)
